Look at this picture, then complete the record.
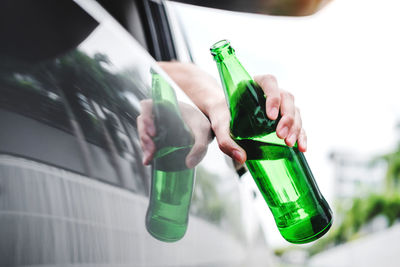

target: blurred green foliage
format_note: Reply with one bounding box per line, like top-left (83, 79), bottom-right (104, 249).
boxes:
top-left (374, 146), bottom-right (400, 194)
top-left (308, 194), bottom-right (400, 255)
top-left (307, 132), bottom-right (400, 256)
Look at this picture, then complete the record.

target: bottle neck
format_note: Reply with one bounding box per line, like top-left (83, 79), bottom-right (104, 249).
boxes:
top-left (151, 72), bottom-right (194, 151)
top-left (214, 55), bottom-right (253, 105)
top-left (152, 74), bottom-right (178, 107)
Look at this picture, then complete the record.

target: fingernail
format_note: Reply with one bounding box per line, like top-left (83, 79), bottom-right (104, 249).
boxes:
top-left (233, 150), bottom-right (244, 163)
top-left (287, 134), bottom-right (296, 146)
top-left (269, 107), bottom-right (278, 119)
top-left (280, 127), bottom-right (289, 138)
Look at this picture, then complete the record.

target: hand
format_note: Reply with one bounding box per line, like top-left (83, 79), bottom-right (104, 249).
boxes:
top-left (179, 102), bottom-right (213, 168)
top-left (254, 74), bottom-right (307, 151)
top-left (137, 99), bottom-right (213, 169)
top-left (157, 62), bottom-right (307, 165)
top-left (207, 75), bottom-right (307, 165)
top-left (137, 99), bottom-right (156, 165)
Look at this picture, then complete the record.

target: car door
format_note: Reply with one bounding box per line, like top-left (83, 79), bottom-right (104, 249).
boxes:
top-left (0, 0), bottom-right (272, 266)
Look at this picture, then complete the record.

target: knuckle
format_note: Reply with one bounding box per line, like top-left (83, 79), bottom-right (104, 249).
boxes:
top-left (141, 134), bottom-right (152, 144)
top-left (293, 123), bottom-right (302, 134)
top-left (143, 117), bottom-right (153, 125)
top-left (218, 138), bottom-right (231, 151)
top-left (195, 143), bottom-right (208, 153)
top-left (287, 92), bottom-right (295, 101)
top-left (285, 115), bottom-right (295, 125)
top-left (264, 74), bottom-right (277, 83)
top-left (139, 135), bottom-right (147, 144)
top-left (258, 74), bottom-right (277, 87)
top-left (282, 90), bottom-right (294, 101)
top-left (211, 119), bottom-right (228, 134)
top-left (267, 95), bottom-right (280, 104)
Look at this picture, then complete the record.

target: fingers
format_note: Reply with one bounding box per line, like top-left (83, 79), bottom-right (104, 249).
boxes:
top-left (209, 103), bottom-right (247, 164)
top-left (275, 90), bottom-right (295, 139)
top-left (179, 103), bottom-right (213, 168)
top-left (255, 75), bottom-right (307, 151)
top-left (276, 92), bottom-right (307, 150)
top-left (137, 100), bottom-right (156, 165)
top-left (298, 128), bottom-right (307, 152)
top-left (185, 142), bottom-right (208, 169)
top-left (214, 128), bottom-right (246, 164)
top-left (254, 75), bottom-right (281, 120)
top-left (284, 106), bottom-right (302, 147)
top-left (137, 115), bottom-right (155, 165)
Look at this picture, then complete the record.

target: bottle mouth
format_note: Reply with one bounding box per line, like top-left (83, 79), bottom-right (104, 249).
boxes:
top-left (210, 39), bottom-right (230, 54)
top-left (210, 39), bottom-right (235, 60)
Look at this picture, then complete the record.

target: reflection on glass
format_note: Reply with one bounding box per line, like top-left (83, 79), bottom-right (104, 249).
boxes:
top-left (145, 69), bottom-right (195, 242)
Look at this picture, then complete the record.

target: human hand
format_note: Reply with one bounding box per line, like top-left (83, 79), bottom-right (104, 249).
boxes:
top-left (254, 74), bottom-right (307, 151)
top-left (179, 102), bottom-right (213, 168)
top-left (207, 74), bottom-right (307, 165)
top-left (137, 99), bottom-right (213, 169)
top-left (157, 62), bottom-right (306, 165)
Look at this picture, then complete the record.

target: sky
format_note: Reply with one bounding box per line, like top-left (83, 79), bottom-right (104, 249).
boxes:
top-left (169, 0), bottom-right (400, 247)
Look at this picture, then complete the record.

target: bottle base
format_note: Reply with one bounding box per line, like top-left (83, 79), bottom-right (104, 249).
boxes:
top-left (146, 215), bottom-right (187, 242)
top-left (280, 218), bottom-right (333, 244)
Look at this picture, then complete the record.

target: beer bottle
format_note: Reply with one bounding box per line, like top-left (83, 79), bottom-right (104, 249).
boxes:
top-left (145, 69), bottom-right (195, 242)
top-left (210, 40), bottom-right (332, 244)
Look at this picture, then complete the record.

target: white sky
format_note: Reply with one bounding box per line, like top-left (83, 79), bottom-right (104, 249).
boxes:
top-left (171, 0), bottom-right (400, 247)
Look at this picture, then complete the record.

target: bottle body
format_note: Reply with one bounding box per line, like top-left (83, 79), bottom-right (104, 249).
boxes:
top-left (145, 70), bottom-right (195, 242)
top-left (210, 40), bottom-right (332, 243)
top-left (237, 133), bottom-right (332, 243)
top-left (146, 149), bottom-right (194, 242)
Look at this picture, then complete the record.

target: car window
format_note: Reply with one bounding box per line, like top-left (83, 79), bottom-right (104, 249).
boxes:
top-left (0, 57), bottom-right (89, 174)
top-left (0, 1), bottom-right (269, 266)
top-left (0, 0), bottom-right (204, 196)
top-left (0, 0), bottom-right (163, 195)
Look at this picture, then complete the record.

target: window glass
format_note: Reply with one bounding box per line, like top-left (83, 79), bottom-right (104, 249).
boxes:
top-left (0, 57), bottom-right (87, 174)
top-left (0, 60), bottom-right (71, 134)
top-left (0, 0), bottom-right (157, 194)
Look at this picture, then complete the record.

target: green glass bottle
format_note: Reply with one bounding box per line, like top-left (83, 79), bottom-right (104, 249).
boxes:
top-left (210, 40), bottom-right (332, 244)
top-left (145, 69), bottom-right (195, 242)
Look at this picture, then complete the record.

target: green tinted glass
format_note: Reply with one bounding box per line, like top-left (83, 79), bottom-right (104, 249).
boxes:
top-left (145, 70), bottom-right (195, 242)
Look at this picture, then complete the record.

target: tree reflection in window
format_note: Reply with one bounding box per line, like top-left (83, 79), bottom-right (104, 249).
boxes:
top-left (52, 49), bottom-right (150, 192)
top-left (0, 57), bottom-right (71, 134)
top-left (0, 50), bottom-right (150, 193)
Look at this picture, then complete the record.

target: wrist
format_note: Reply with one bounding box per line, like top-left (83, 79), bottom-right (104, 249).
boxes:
top-left (205, 97), bottom-right (228, 123)
top-left (203, 95), bottom-right (225, 117)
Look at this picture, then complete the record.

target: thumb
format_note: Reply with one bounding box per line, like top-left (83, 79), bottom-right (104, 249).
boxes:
top-left (185, 143), bottom-right (207, 169)
top-left (213, 123), bottom-right (247, 164)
